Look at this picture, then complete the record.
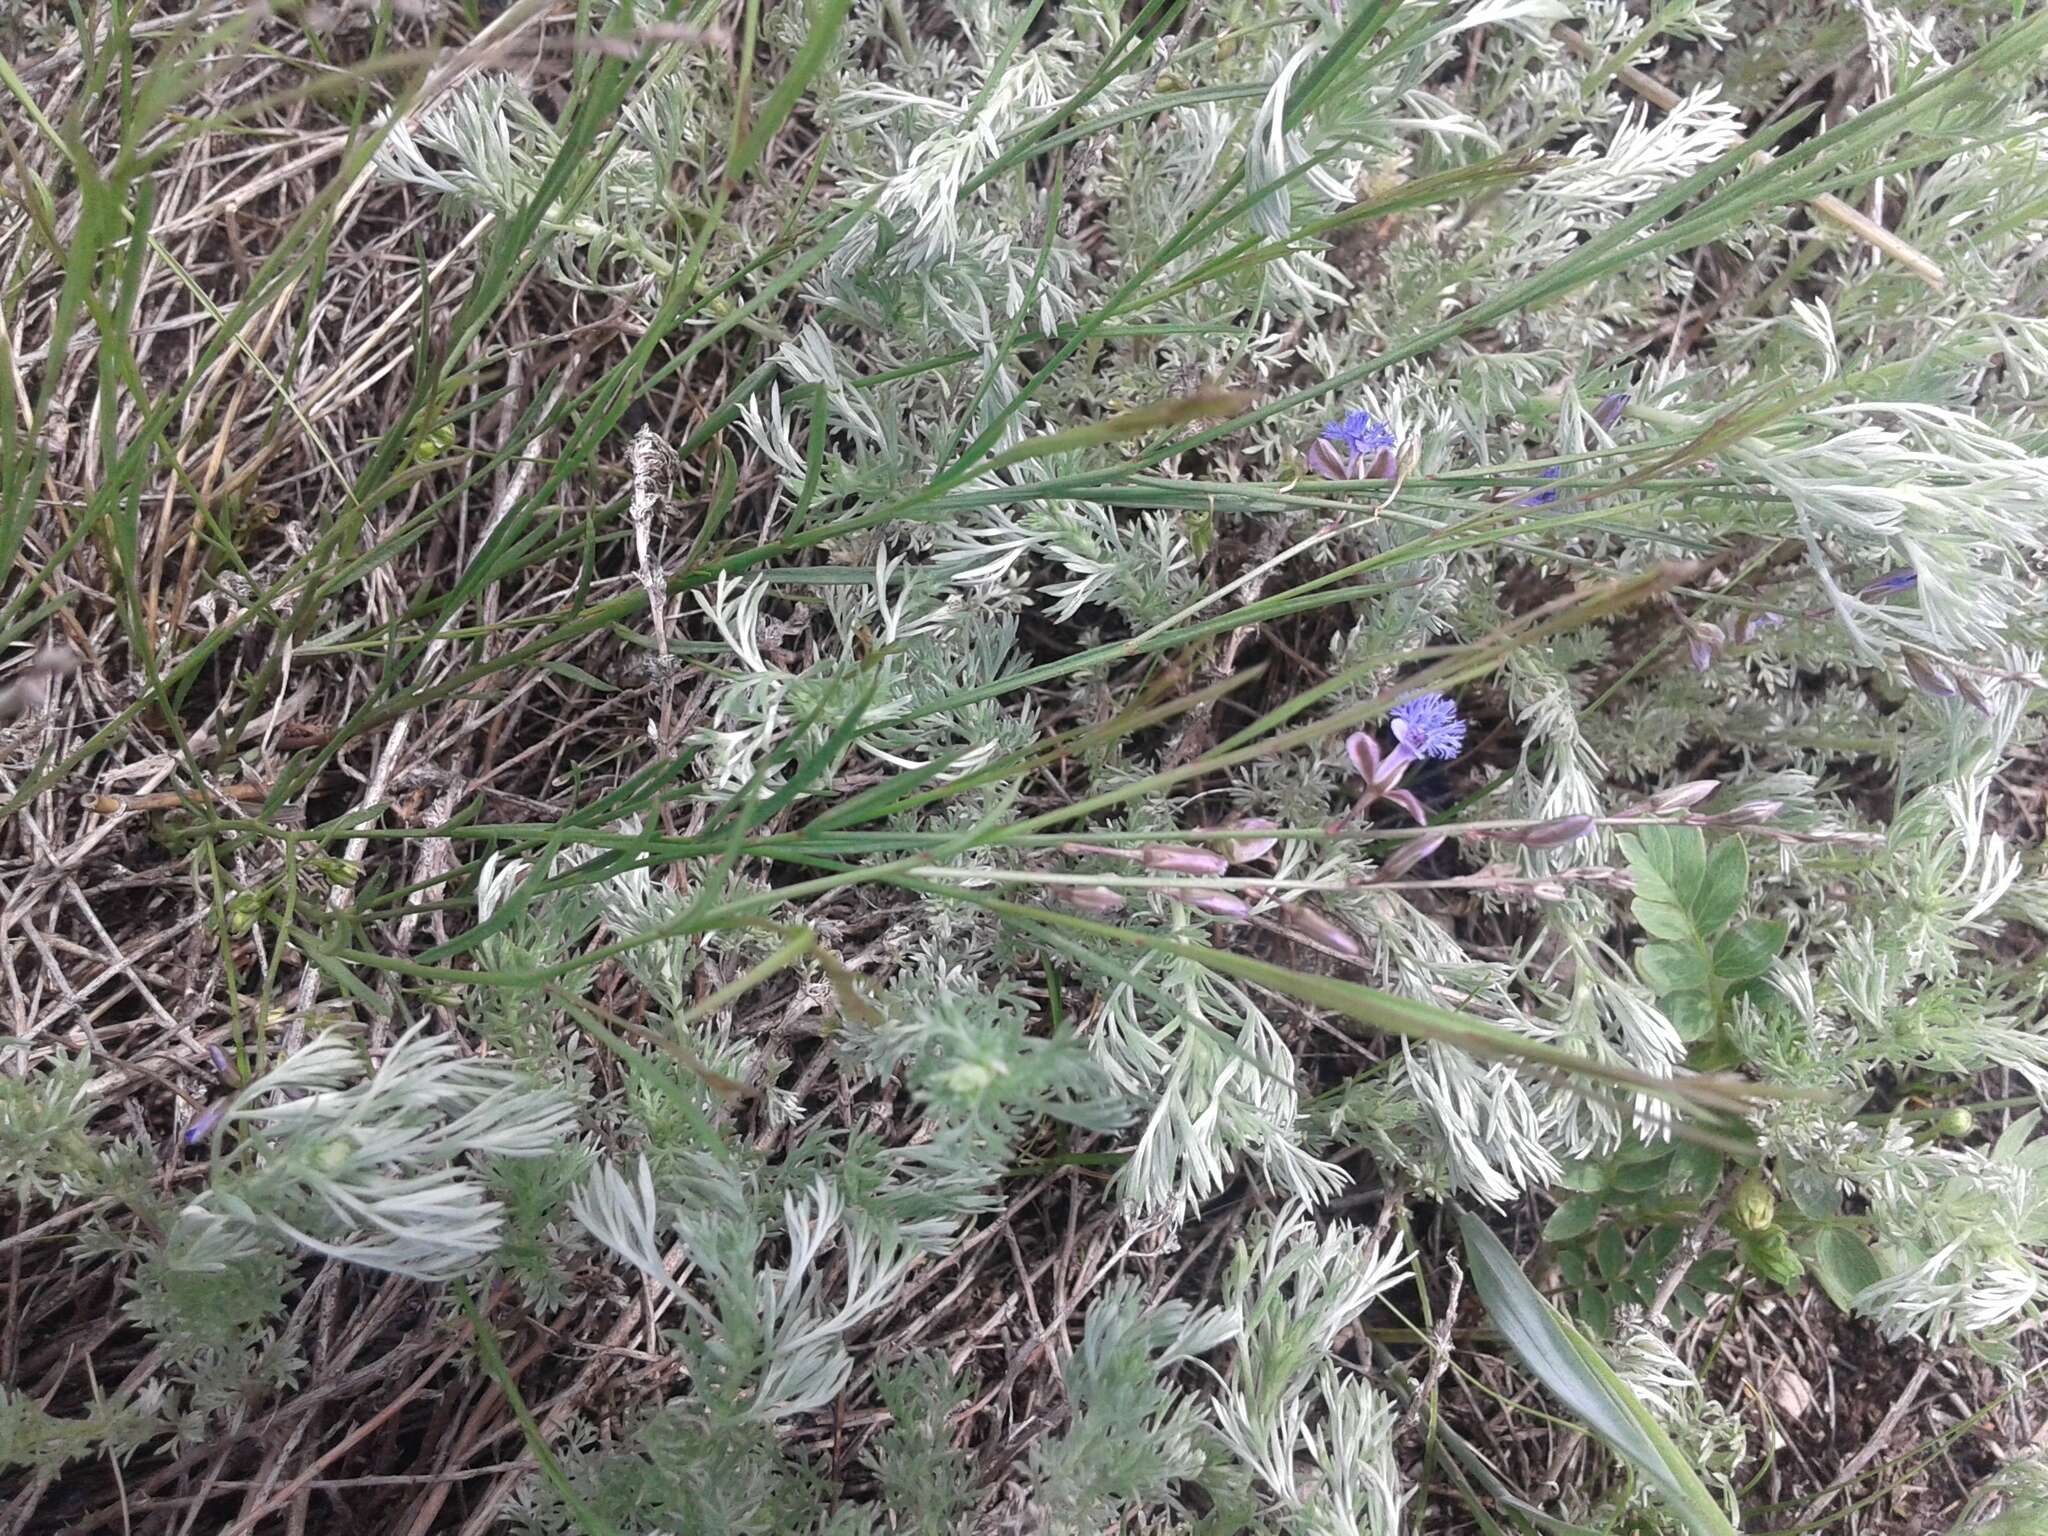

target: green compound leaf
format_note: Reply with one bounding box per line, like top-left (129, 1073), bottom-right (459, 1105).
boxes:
top-left (1458, 1210), bottom-right (1744, 1536)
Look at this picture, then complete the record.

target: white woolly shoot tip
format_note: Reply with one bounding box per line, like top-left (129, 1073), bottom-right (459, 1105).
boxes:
top-left (173, 1026), bottom-right (575, 1280)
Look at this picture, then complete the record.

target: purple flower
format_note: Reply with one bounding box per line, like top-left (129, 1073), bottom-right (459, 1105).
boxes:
top-left (1860, 569), bottom-right (1918, 600)
top-left (1344, 693), bottom-right (1467, 805)
top-left (1307, 409), bottom-right (1398, 480)
top-left (1594, 392), bottom-right (1631, 430)
top-left (184, 1101), bottom-right (227, 1146)
top-left (1518, 465), bottom-right (1563, 507)
top-left (1389, 693), bottom-right (1466, 760)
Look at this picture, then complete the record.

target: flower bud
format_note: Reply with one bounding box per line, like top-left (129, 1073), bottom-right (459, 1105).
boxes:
top-left (1056, 884), bottom-right (1127, 913)
top-left (1495, 813), bottom-right (1596, 849)
top-left (183, 1101), bottom-right (228, 1146)
top-left (1901, 649), bottom-right (1957, 699)
top-left (1140, 845), bottom-right (1229, 878)
top-left (1729, 1173), bottom-right (1776, 1233)
top-left (1651, 779), bottom-right (1721, 812)
top-left (1593, 392), bottom-right (1631, 430)
top-left (1173, 888), bottom-right (1250, 921)
top-left (1716, 799), bottom-right (1783, 826)
top-left (1218, 818), bottom-right (1280, 864)
top-left (1686, 620), bottom-right (1725, 674)
top-left (1936, 1107), bottom-right (1975, 1139)
top-left (1377, 833), bottom-right (1446, 881)
top-left (1277, 902), bottom-right (1362, 957)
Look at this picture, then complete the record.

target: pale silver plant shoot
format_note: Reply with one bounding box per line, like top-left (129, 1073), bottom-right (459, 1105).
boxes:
top-left (174, 1026), bottom-right (575, 1280)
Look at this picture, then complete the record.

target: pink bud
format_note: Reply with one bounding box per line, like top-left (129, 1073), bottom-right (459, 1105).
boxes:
top-left (1140, 845), bottom-right (1229, 877)
top-left (1495, 813), bottom-right (1596, 849)
top-left (1277, 902), bottom-right (1362, 957)
top-left (1377, 834), bottom-right (1446, 881)
top-left (1219, 818), bottom-right (1280, 864)
top-left (1056, 884), bottom-right (1127, 913)
top-left (1173, 888), bottom-right (1250, 921)
top-left (1716, 799), bottom-right (1783, 826)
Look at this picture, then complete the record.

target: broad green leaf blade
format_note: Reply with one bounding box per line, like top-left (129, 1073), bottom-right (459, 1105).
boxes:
top-left (1810, 1228), bottom-right (1884, 1313)
top-left (1697, 837), bottom-right (1749, 932)
top-left (1712, 919), bottom-right (1788, 984)
top-left (1456, 1211), bottom-right (1743, 1536)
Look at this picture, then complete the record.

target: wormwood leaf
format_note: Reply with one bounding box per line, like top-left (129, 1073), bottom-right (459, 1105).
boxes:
top-left (1457, 1211), bottom-right (1744, 1536)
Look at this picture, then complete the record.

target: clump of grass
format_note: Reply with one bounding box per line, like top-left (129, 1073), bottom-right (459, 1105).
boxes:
top-left (5, 1), bottom-right (2048, 1532)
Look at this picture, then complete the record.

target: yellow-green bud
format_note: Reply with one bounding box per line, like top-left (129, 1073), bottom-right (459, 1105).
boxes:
top-left (1936, 1107), bottom-right (1975, 1139)
top-left (1730, 1173), bottom-right (1775, 1233)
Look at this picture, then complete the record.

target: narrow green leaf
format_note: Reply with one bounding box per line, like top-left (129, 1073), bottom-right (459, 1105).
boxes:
top-left (1457, 1211), bottom-right (1744, 1536)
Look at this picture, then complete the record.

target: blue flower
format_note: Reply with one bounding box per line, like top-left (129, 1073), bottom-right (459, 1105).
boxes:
top-left (1389, 692), bottom-right (1466, 760)
top-left (1860, 569), bottom-right (1918, 599)
top-left (1325, 409), bottom-right (1397, 456)
top-left (1307, 409), bottom-right (1399, 479)
top-left (1518, 465), bottom-right (1563, 507)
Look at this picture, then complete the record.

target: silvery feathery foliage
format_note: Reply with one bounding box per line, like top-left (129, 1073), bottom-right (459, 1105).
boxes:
top-left (331, 0), bottom-right (2048, 1527)
top-left (1602, 1318), bottom-right (1749, 1524)
top-left (1209, 1207), bottom-right (1409, 1535)
top-left (173, 1026), bottom-right (576, 1280)
top-left (572, 1158), bottom-right (918, 1421)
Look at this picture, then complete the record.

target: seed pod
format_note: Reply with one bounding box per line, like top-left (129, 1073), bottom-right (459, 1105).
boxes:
top-left (1140, 845), bottom-right (1229, 878)
top-left (1495, 812), bottom-right (1596, 849)
top-left (1277, 902), bottom-right (1363, 957)
top-left (1377, 833), bottom-right (1446, 881)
